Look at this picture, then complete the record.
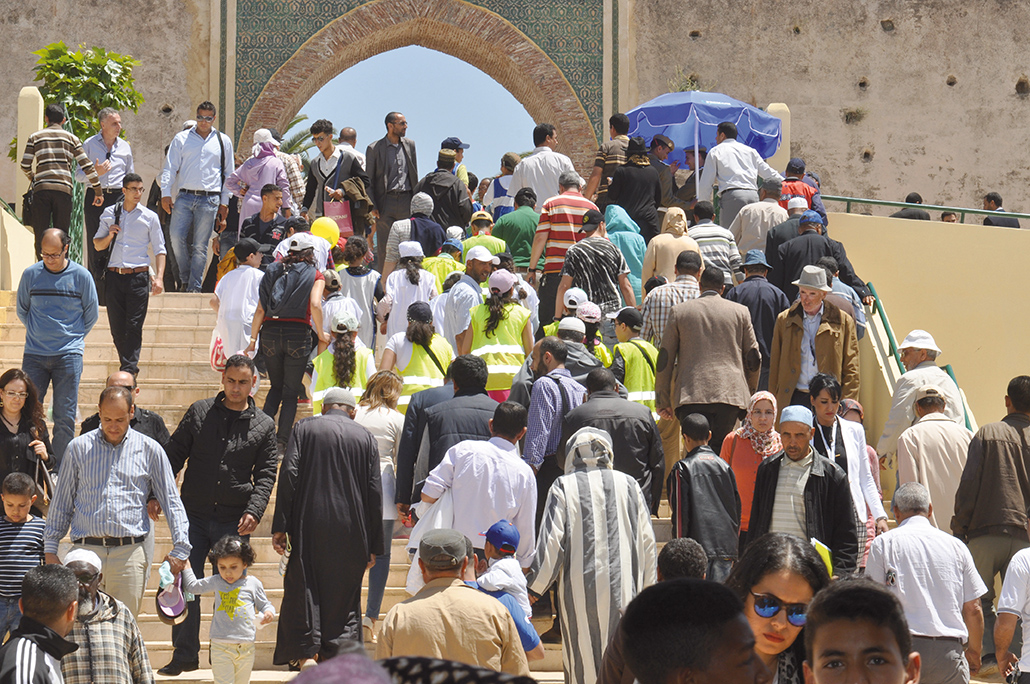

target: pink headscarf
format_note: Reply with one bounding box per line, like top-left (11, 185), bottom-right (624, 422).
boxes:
top-left (735, 390), bottom-right (782, 457)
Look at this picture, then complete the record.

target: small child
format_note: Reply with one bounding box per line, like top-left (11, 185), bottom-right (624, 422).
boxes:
top-left (476, 520), bottom-right (531, 617)
top-left (666, 413), bottom-right (741, 583)
top-left (803, 577), bottom-right (920, 684)
top-left (0, 473), bottom-right (45, 636)
top-left (180, 535), bottom-right (274, 684)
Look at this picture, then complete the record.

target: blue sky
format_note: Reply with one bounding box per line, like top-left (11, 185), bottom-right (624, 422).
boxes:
top-left (297, 46), bottom-right (537, 184)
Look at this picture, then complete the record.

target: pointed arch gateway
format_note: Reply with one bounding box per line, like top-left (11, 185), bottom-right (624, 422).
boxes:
top-left (240, 0), bottom-right (598, 170)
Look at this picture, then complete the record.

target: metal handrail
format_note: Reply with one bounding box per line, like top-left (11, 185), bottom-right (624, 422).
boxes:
top-left (942, 365), bottom-right (973, 431)
top-left (866, 282), bottom-right (905, 375)
top-left (822, 194), bottom-right (1030, 224)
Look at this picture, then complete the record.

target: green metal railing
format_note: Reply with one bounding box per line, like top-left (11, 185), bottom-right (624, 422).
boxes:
top-left (867, 281), bottom-right (974, 431)
top-left (866, 282), bottom-right (905, 375)
top-left (822, 194), bottom-right (1030, 224)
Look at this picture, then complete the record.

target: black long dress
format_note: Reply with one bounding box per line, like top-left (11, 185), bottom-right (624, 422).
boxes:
top-left (272, 408), bottom-right (384, 664)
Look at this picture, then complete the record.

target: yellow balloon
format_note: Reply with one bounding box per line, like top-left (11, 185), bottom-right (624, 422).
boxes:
top-left (311, 217), bottom-right (341, 246)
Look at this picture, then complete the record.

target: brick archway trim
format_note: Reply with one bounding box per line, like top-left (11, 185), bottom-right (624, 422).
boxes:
top-left (241, 0), bottom-right (598, 172)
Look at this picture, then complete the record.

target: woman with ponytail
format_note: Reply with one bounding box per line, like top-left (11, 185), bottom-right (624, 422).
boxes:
top-left (380, 302), bottom-right (453, 413)
top-left (310, 311), bottom-right (376, 412)
top-left (460, 269), bottom-right (533, 401)
top-left (382, 241), bottom-right (437, 340)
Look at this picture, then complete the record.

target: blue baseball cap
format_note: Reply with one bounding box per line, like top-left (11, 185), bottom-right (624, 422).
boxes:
top-left (482, 520), bottom-right (519, 553)
top-left (743, 249), bottom-right (771, 269)
top-left (780, 405), bottom-right (814, 427)
top-left (799, 210), bottom-right (823, 225)
top-left (442, 238), bottom-right (463, 254)
top-left (441, 136), bottom-right (470, 150)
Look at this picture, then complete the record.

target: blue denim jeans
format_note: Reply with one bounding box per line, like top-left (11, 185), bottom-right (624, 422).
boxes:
top-left (22, 352), bottom-right (82, 468)
top-left (171, 515), bottom-right (249, 665)
top-left (169, 192), bottom-right (220, 292)
top-left (365, 519), bottom-right (395, 620)
top-left (0, 595), bottom-right (21, 638)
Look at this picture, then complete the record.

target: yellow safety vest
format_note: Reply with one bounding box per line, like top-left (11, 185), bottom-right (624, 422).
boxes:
top-left (398, 334), bottom-right (454, 412)
top-left (310, 346), bottom-right (374, 413)
top-left (592, 342), bottom-right (613, 368)
top-left (423, 254), bottom-right (464, 292)
top-left (469, 302), bottom-right (530, 391)
top-left (614, 339), bottom-right (658, 411)
top-left (462, 234), bottom-right (507, 260)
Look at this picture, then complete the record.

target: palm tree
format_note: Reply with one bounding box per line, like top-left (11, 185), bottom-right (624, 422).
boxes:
top-left (280, 114), bottom-right (315, 159)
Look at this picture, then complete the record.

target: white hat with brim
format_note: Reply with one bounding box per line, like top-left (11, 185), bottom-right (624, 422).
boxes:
top-left (899, 329), bottom-right (942, 353)
top-left (791, 265), bottom-right (832, 292)
top-left (466, 245), bottom-right (494, 263)
top-left (399, 241), bottom-right (424, 259)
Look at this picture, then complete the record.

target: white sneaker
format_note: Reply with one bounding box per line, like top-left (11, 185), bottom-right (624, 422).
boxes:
top-left (362, 616), bottom-right (376, 643)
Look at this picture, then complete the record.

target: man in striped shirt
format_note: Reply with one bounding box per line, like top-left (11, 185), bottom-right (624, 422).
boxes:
top-left (527, 171), bottom-right (595, 334)
top-left (20, 104), bottom-right (104, 260)
top-left (688, 200), bottom-right (742, 288)
top-left (43, 386), bottom-right (191, 617)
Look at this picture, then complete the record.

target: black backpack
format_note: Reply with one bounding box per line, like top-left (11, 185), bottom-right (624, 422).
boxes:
top-left (266, 261), bottom-right (316, 318)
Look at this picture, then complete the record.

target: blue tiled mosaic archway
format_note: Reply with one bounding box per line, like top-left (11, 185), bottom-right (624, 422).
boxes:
top-left (222, 0), bottom-right (611, 166)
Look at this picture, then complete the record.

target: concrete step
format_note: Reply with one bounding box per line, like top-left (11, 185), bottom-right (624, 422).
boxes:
top-left (153, 669), bottom-right (295, 683)
top-left (0, 340), bottom-right (213, 365)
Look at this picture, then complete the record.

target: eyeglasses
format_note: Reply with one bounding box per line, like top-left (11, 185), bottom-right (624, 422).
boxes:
top-left (312, 135), bottom-right (329, 143)
top-left (751, 592), bottom-right (808, 627)
top-left (39, 252), bottom-right (64, 260)
top-left (197, 115), bottom-right (215, 122)
top-left (75, 572), bottom-right (100, 585)
top-left (2, 391), bottom-right (26, 399)
top-left (124, 186), bottom-right (145, 194)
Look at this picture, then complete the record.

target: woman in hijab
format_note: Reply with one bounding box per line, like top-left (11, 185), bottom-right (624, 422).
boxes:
top-left (603, 205), bottom-right (645, 303)
top-left (720, 390), bottom-right (782, 548)
top-left (225, 128), bottom-right (292, 235)
top-left (642, 207), bottom-right (701, 283)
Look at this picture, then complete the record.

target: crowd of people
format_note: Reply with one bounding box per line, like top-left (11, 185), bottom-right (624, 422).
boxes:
top-left (6, 99), bottom-right (1030, 684)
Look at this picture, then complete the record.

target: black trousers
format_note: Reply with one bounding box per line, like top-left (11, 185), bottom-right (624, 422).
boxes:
top-left (536, 273), bottom-right (562, 339)
top-left (84, 188), bottom-right (122, 300)
top-left (675, 402), bottom-right (743, 453)
top-left (374, 191), bottom-right (412, 273)
top-left (260, 322), bottom-right (312, 445)
top-left (29, 189), bottom-right (72, 260)
top-left (535, 454), bottom-right (564, 529)
top-left (106, 271), bottom-right (150, 375)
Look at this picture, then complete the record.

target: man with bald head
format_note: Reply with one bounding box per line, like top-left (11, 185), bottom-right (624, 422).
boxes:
top-left (43, 386), bottom-right (191, 617)
top-left (80, 371), bottom-right (169, 448)
top-left (338, 127), bottom-right (365, 170)
top-left (17, 228), bottom-right (99, 468)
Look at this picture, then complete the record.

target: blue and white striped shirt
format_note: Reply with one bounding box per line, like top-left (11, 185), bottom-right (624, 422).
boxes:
top-left (44, 428), bottom-right (191, 558)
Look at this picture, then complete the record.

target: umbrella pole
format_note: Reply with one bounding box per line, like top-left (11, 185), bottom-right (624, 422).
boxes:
top-left (693, 112), bottom-right (701, 204)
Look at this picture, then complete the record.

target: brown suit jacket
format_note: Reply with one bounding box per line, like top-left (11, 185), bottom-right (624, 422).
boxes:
top-left (768, 299), bottom-right (860, 415)
top-left (365, 135), bottom-right (419, 209)
top-left (656, 291), bottom-right (761, 411)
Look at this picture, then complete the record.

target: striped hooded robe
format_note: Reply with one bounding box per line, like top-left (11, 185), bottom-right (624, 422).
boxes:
top-left (528, 427), bottom-right (657, 684)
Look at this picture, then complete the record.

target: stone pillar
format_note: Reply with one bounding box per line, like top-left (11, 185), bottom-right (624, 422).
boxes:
top-left (766, 103), bottom-right (791, 174)
top-left (16, 87), bottom-right (44, 220)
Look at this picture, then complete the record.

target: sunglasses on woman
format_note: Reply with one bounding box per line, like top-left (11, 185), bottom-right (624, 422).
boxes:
top-left (751, 592), bottom-right (807, 627)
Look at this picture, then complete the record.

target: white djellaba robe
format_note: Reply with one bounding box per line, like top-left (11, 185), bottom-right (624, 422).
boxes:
top-left (528, 427), bottom-right (657, 684)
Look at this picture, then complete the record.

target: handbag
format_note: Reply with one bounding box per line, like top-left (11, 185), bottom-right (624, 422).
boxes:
top-left (28, 428), bottom-right (54, 516)
top-left (323, 155), bottom-right (354, 236)
top-left (96, 201), bottom-right (123, 283)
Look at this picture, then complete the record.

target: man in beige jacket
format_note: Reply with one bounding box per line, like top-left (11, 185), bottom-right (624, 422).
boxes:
top-left (655, 265), bottom-right (761, 452)
top-left (897, 386), bottom-right (974, 529)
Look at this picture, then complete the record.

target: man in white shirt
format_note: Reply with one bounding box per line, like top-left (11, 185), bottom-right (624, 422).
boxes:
top-left (420, 402), bottom-right (537, 568)
top-left (508, 123), bottom-right (576, 212)
top-left (878, 329), bottom-right (966, 461)
top-left (696, 121), bottom-right (783, 229)
top-left (867, 482), bottom-right (987, 684)
top-left (997, 520), bottom-right (1030, 681)
top-left (338, 127), bottom-right (366, 170)
top-left (728, 178), bottom-right (789, 255)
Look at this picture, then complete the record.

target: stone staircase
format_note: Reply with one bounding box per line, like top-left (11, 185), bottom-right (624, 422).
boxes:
top-left (0, 291), bottom-right (671, 683)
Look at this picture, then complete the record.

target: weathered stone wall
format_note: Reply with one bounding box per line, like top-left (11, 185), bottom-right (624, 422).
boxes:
top-left (0, 0), bottom-right (210, 206)
top-left (627, 0), bottom-right (1030, 213)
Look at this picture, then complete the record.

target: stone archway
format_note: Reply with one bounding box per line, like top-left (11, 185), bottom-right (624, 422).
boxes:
top-left (240, 0), bottom-right (598, 171)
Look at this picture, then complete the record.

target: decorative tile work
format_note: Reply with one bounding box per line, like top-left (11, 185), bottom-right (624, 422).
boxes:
top-left (224, 0), bottom-right (607, 141)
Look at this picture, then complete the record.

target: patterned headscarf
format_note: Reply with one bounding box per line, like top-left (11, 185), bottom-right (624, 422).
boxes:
top-left (838, 398), bottom-right (864, 421)
top-left (735, 391), bottom-right (782, 457)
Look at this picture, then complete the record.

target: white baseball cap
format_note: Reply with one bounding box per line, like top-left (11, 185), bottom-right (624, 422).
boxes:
top-left (899, 329), bottom-right (941, 353)
top-left (563, 287), bottom-right (588, 308)
top-left (399, 241), bottom-right (424, 259)
top-left (466, 245), bottom-right (494, 263)
top-left (787, 197), bottom-right (808, 210)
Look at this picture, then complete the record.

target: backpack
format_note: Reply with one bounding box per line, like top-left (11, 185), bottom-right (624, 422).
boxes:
top-left (266, 261), bottom-right (316, 318)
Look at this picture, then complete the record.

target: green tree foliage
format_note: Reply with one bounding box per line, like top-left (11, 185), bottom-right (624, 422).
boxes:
top-left (11, 42), bottom-right (144, 262)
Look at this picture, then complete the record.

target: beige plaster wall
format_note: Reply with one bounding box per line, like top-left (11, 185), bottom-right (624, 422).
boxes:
top-left (829, 212), bottom-right (1027, 428)
top-left (0, 0), bottom-right (212, 208)
top-left (628, 0), bottom-right (1030, 213)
